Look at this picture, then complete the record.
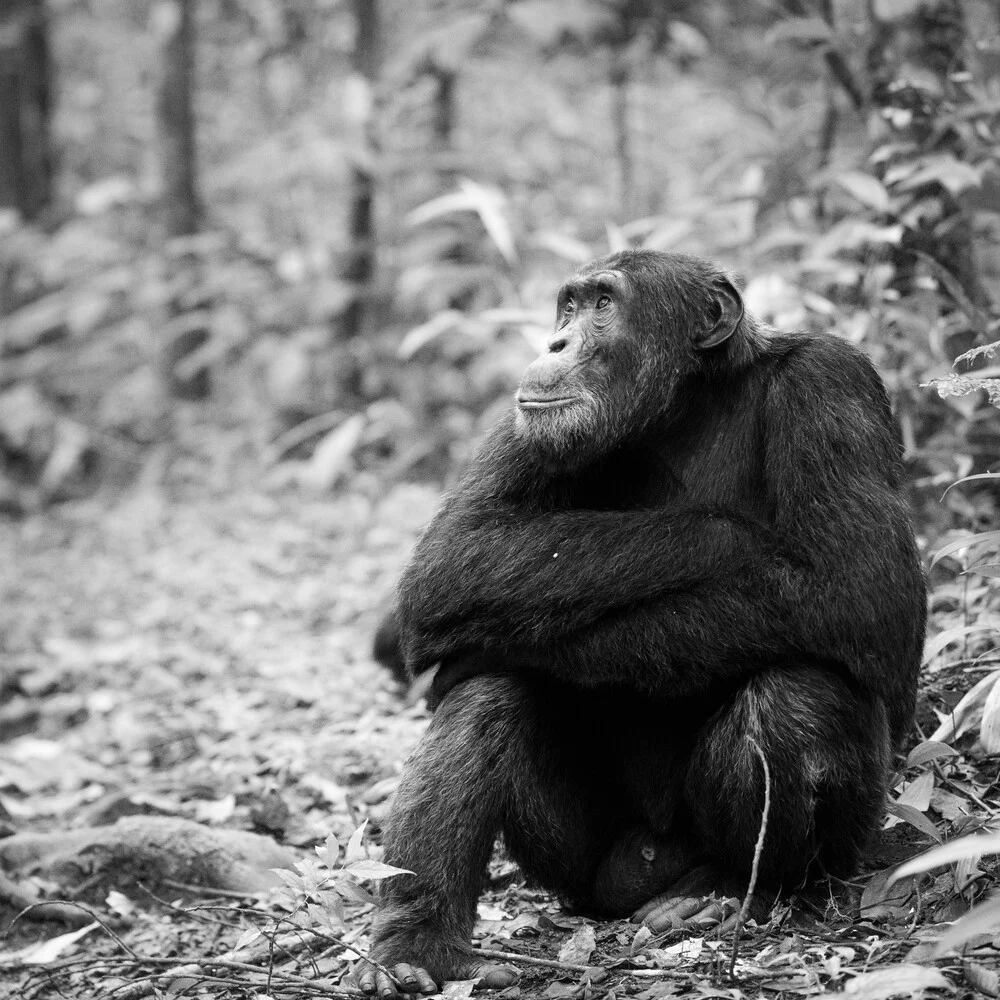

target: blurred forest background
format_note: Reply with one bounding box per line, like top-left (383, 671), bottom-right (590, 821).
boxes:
top-left (1, 0), bottom-right (998, 519)
top-left (4, 0), bottom-right (1000, 997)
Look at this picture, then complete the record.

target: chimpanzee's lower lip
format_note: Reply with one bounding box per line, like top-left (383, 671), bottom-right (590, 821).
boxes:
top-left (516, 397), bottom-right (578, 409)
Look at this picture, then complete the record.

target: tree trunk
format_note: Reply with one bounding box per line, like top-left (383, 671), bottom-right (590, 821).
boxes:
top-left (0, 0), bottom-right (53, 220)
top-left (339, 0), bottom-right (382, 340)
top-left (154, 0), bottom-right (200, 238)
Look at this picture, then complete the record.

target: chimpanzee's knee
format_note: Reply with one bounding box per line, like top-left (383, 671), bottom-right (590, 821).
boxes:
top-left (684, 666), bottom-right (890, 890)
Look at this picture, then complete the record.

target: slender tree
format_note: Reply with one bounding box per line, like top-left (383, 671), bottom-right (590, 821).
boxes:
top-left (0, 0), bottom-right (53, 220)
top-left (154, 0), bottom-right (200, 237)
top-left (340, 0), bottom-right (383, 340)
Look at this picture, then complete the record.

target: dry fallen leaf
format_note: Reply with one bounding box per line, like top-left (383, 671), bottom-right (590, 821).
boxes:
top-left (0, 922), bottom-right (99, 967)
top-left (557, 922), bottom-right (596, 965)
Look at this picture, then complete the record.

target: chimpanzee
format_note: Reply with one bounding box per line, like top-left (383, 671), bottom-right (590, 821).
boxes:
top-left (355, 250), bottom-right (925, 997)
top-left (372, 601), bottom-right (407, 686)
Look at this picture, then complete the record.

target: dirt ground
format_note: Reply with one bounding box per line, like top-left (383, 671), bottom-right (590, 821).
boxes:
top-left (0, 481), bottom-right (997, 1000)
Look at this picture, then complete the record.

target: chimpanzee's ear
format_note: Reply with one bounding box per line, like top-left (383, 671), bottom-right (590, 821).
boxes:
top-left (695, 277), bottom-right (745, 350)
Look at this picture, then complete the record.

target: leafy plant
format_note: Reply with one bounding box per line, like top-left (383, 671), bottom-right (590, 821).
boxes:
top-left (890, 830), bottom-right (1000, 957)
top-left (265, 819), bottom-right (411, 942)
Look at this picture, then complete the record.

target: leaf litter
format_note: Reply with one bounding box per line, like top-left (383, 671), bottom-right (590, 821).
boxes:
top-left (0, 483), bottom-right (999, 998)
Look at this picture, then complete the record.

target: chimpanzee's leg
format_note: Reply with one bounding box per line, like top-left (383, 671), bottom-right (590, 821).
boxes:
top-left (361, 673), bottom-right (618, 996)
top-left (635, 665), bottom-right (891, 931)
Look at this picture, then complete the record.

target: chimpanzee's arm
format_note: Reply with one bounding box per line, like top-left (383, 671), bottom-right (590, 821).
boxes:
top-left (399, 342), bottom-right (924, 710)
top-left (397, 498), bottom-right (776, 673)
top-left (527, 345), bottom-right (924, 717)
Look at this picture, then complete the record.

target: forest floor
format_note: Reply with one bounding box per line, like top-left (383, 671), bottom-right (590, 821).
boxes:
top-left (0, 480), bottom-right (998, 1000)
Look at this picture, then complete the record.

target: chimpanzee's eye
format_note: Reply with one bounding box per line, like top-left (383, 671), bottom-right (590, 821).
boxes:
top-left (596, 294), bottom-right (611, 309)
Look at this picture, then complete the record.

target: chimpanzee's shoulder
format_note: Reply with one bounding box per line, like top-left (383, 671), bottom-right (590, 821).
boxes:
top-left (761, 328), bottom-right (885, 392)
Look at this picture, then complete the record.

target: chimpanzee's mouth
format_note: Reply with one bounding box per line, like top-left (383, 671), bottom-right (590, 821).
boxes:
top-left (516, 396), bottom-right (578, 409)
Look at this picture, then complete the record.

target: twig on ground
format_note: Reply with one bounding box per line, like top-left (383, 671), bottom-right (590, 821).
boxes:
top-left (103, 965), bottom-right (202, 999)
top-left (9, 900), bottom-right (138, 959)
top-left (728, 735), bottom-right (771, 979)
top-left (18, 953), bottom-right (364, 998)
top-left (161, 878), bottom-right (257, 899)
top-left (137, 882), bottom-right (242, 928)
top-left (139, 879), bottom-right (377, 989)
top-left (101, 966), bottom-right (356, 1000)
top-left (0, 873), bottom-right (92, 930)
top-left (476, 946), bottom-right (600, 975)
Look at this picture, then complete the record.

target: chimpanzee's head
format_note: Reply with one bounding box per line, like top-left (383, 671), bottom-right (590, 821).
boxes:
top-left (514, 250), bottom-right (750, 467)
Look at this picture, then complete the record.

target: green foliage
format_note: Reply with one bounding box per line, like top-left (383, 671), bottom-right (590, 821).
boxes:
top-left (3, 0), bottom-right (1000, 526)
top-left (268, 820), bottom-right (411, 938)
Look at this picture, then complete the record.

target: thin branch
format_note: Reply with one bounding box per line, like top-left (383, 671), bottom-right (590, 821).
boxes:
top-left (9, 900), bottom-right (138, 959)
top-left (728, 735), bottom-right (771, 979)
top-left (476, 946), bottom-right (599, 975)
top-left (161, 878), bottom-right (256, 899)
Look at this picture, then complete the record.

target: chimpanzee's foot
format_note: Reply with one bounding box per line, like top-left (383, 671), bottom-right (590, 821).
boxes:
top-left (354, 939), bottom-right (520, 997)
top-left (631, 864), bottom-right (754, 934)
top-left (354, 960), bottom-right (437, 997)
top-left (632, 892), bottom-right (741, 933)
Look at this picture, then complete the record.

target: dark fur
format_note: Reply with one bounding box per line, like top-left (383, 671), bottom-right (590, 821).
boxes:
top-left (369, 250), bottom-right (925, 985)
top-left (372, 602), bottom-right (407, 685)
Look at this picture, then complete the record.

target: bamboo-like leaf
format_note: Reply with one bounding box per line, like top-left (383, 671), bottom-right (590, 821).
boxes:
top-left (889, 833), bottom-right (1000, 884)
top-left (945, 472), bottom-right (1000, 493)
top-left (896, 155), bottom-right (981, 196)
top-left (932, 896), bottom-right (1000, 956)
top-left (928, 670), bottom-right (1000, 743)
top-left (407, 181), bottom-right (516, 264)
top-left (302, 414), bottom-right (366, 492)
top-left (535, 230), bottom-right (593, 264)
top-left (980, 678), bottom-right (1000, 753)
top-left (922, 627), bottom-right (999, 665)
top-left (398, 310), bottom-right (465, 360)
top-left (904, 740), bottom-right (959, 769)
top-left (406, 191), bottom-right (471, 226)
top-left (832, 172), bottom-right (890, 212)
top-left (843, 963), bottom-right (951, 999)
top-left (460, 179), bottom-right (517, 264)
top-left (885, 802), bottom-right (941, 842)
top-left (964, 960), bottom-right (1000, 997)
